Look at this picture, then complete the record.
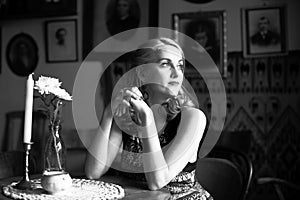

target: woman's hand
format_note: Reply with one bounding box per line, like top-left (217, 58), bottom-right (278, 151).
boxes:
top-left (112, 87), bottom-right (153, 127)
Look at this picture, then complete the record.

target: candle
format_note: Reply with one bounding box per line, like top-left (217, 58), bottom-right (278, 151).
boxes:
top-left (23, 73), bottom-right (34, 143)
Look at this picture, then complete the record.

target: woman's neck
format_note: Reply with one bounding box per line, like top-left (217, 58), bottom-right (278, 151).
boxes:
top-left (145, 89), bottom-right (169, 106)
top-left (142, 85), bottom-right (174, 106)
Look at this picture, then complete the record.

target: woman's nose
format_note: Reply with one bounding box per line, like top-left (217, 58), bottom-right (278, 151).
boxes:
top-left (170, 67), bottom-right (179, 78)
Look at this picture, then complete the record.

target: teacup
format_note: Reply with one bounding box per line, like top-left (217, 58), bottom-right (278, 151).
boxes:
top-left (41, 171), bottom-right (72, 194)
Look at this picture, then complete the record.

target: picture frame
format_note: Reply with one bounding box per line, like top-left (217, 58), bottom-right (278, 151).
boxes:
top-left (6, 33), bottom-right (38, 76)
top-left (93, 0), bottom-right (158, 52)
top-left (241, 5), bottom-right (288, 58)
top-left (45, 19), bottom-right (78, 63)
top-left (0, 0), bottom-right (77, 19)
top-left (172, 10), bottom-right (227, 76)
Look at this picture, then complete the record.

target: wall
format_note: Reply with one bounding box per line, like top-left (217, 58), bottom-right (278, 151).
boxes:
top-left (0, 1), bottom-right (84, 150)
top-left (159, 0), bottom-right (300, 51)
top-left (157, 0), bottom-right (300, 199)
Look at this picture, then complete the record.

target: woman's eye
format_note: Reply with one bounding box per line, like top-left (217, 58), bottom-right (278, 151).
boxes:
top-left (178, 64), bottom-right (184, 71)
top-left (161, 62), bottom-right (171, 67)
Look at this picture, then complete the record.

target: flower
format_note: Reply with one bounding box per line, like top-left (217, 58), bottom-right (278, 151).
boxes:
top-left (34, 76), bottom-right (71, 100)
top-left (50, 88), bottom-right (72, 101)
top-left (34, 76), bottom-right (72, 126)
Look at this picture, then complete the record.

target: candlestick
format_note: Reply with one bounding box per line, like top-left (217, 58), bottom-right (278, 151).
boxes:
top-left (15, 143), bottom-right (34, 190)
top-left (24, 73), bottom-right (34, 143)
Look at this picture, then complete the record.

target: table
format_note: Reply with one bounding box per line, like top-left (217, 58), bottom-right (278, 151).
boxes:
top-left (0, 174), bottom-right (171, 200)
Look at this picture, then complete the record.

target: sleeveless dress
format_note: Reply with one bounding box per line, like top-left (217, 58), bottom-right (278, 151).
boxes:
top-left (119, 113), bottom-right (213, 200)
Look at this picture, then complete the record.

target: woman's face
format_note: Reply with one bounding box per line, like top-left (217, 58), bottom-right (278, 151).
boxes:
top-left (139, 45), bottom-right (184, 96)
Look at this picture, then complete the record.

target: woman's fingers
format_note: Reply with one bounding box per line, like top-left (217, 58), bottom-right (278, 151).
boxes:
top-left (115, 99), bottom-right (130, 116)
top-left (112, 87), bottom-right (145, 118)
top-left (129, 96), bottom-right (150, 115)
top-left (131, 87), bottom-right (143, 98)
top-left (123, 89), bottom-right (142, 100)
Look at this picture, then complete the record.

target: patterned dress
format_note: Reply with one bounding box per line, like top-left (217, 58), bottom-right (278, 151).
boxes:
top-left (119, 113), bottom-right (213, 200)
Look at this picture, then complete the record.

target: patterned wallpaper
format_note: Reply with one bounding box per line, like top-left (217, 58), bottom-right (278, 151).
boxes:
top-left (192, 51), bottom-right (300, 200)
top-left (106, 50), bottom-right (300, 199)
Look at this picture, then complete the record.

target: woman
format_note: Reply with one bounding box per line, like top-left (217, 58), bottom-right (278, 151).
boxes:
top-left (85, 38), bottom-right (212, 199)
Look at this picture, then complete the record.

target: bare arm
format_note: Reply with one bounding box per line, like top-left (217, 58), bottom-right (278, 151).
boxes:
top-left (108, 87), bottom-right (206, 189)
top-left (85, 105), bottom-right (123, 179)
top-left (141, 107), bottom-right (206, 190)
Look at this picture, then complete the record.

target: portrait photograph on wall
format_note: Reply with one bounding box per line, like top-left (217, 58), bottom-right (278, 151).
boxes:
top-left (93, 0), bottom-right (158, 52)
top-left (45, 19), bottom-right (78, 63)
top-left (242, 5), bottom-right (288, 58)
top-left (0, 0), bottom-right (77, 19)
top-left (172, 11), bottom-right (226, 75)
top-left (6, 33), bottom-right (38, 76)
top-left (106, 0), bottom-right (140, 37)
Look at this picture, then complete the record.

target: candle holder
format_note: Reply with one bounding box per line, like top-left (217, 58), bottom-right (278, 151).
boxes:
top-left (15, 142), bottom-right (34, 190)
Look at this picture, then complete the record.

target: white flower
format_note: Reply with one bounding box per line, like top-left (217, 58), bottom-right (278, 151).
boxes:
top-left (51, 88), bottom-right (72, 101)
top-left (34, 76), bottom-right (62, 95)
top-left (34, 76), bottom-right (72, 101)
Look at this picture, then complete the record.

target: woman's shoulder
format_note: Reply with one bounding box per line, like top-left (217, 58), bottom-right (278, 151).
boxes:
top-left (181, 107), bottom-right (206, 120)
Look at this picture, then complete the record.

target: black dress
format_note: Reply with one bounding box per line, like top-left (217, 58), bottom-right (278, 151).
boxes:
top-left (119, 113), bottom-right (213, 200)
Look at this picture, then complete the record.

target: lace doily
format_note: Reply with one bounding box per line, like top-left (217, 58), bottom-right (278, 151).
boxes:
top-left (2, 178), bottom-right (125, 200)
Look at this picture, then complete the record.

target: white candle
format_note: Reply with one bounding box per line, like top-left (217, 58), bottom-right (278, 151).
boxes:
top-left (23, 73), bottom-right (34, 143)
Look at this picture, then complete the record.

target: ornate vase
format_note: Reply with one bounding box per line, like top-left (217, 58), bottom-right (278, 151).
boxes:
top-left (44, 124), bottom-right (66, 172)
top-left (41, 171), bottom-right (72, 194)
top-left (42, 124), bottom-right (72, 194)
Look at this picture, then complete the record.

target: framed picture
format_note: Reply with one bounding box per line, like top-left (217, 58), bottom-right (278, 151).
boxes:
top-left (241, 5), bottom-right (288, 57)
top-left (93, 0), bottom-right (158, 52)
top-left (45, 19), bottom-right (78, 63)
top-left (172, 10), bottom-right (227, 75)
top-left (0, 0), bottom-right (77, 19)
top-left (6, 33), bottom-right (38, 76)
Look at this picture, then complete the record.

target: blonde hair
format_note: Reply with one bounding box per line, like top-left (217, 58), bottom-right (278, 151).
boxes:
top-left (126, 38), bottom-right (197, 120)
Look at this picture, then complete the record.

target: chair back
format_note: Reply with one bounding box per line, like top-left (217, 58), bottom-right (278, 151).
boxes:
top-left (196, 157), bottom-right (244, 200)
top-left (0, 151), bottom-right (36, 180)
top-left (204, 146), bottom-right (253, 200)
top-left (3, 110), bottom-right (48, 172)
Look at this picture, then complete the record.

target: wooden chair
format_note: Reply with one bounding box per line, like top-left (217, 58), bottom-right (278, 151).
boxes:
top-left (3, 110), bottom-right (48, 172)
top-left (196, 146), bottom-right (253, 200)
top-left (256, 177), bottom-right (300, 200)
top-left (196, 157), bottom-right (244, 200)
top-left (0, 150), bottom-right (36, 180)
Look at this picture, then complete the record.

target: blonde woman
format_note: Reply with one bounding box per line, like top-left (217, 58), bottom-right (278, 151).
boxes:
top-left (85, 38), bottom-right (212, 199)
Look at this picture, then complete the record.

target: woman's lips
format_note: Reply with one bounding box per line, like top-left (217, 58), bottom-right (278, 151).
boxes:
top-left (168, 81), bottom-right (179, 86)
